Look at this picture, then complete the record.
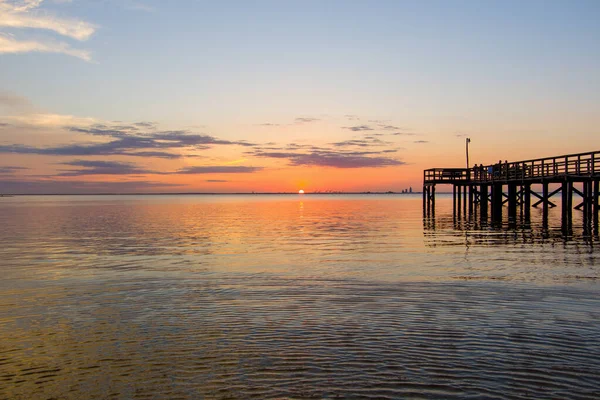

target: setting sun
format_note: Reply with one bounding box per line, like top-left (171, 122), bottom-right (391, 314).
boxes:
top-left (298, 190), bottom-right (305, 194)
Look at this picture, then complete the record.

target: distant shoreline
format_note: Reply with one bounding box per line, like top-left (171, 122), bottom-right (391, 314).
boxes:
top-left (0, 192), bottom-right (434, 196)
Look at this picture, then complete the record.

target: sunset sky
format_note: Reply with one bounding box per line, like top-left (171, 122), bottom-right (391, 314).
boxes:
top-left (1, 0), bottom-right (599, 193)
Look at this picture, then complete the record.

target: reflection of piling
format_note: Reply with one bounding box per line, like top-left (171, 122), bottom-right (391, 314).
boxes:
top-left (423, 150), bottom-right (600, 232)
top-left (524, 184), bottom-right (531, 222)
top-left (594, 180), bottom-right (599, 235)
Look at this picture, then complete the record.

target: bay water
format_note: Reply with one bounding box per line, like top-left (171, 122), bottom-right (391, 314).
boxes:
top-left (1, 194), bottom-right (599, 399)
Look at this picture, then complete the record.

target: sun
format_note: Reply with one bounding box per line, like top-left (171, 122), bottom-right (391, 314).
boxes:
top-left (298, 189), bottom-right (305, 194)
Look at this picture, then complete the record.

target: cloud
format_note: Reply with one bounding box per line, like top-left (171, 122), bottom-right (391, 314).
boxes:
top-left (345, 114), bottom-right (360, 121)
top-left (379, 124), bottom-right (401, 130)
top-left (392, 132), bottom-right (417, 136)
top-left (414, 140), bottom-right (429, 144)
top-left (0, 143), bottom-right (183, 159)
top-left (133, 121), bottom-right (156, 129)
top-left (206, 179), bottom-right (228, 183)
top-left (0, 165), bottom-right (27, 174)
top-left (0, 122), bottom-right (257, 159)
top-left (251, 148), bottom-right (404, 169)
top-left (331, 137), bottom-right (391, 148)
top-left (174, 166), bottom-right (263, 174)
top-left (0, 0), bottom-right (95, 60)
top-left (56, 159), bottom-right (156, 176)
top-left (258, 123), bottom-right (281, 127)
top-left (0, 35), bottom-right (91, 61)
top-left (0, 1), bottom-right (96, 40)
top-left (295, 117), bottom-right (319, 123)
top-left (0, 178), bottom-right (182, 194)
top-left (343, 125), bottom-right (373, 132)
top-left (2, 111), bottom-right (96, 127)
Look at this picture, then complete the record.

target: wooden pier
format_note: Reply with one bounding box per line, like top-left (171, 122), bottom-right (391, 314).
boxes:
top-left (423, 150), bottom-right (600, 232)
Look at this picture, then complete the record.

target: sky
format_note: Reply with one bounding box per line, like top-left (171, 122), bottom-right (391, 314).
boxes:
top-left (0, 0), bottom-right (599, 193)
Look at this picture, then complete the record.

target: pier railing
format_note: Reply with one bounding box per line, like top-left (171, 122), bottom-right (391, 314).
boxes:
top-left (424, 150), bottom-right (600, 184)
top-left (424, 168), bottom-right (470, 183)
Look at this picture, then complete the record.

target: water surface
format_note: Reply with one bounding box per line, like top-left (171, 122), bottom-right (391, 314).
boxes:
top-left (1, 194), bottom-right (599, 399)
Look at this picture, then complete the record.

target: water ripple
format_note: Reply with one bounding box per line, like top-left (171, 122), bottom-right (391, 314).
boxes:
top-left (0, 195), bottom-right (599, 399)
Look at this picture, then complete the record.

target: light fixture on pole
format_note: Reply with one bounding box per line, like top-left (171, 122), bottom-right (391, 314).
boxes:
top-left (466, 137), bottom-right (471, 169)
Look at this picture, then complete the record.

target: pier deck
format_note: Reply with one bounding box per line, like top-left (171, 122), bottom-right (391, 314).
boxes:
top-left (423, 150), bottom-right (600, 231)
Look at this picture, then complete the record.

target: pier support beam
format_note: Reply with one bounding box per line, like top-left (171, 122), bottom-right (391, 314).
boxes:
top-left (456, 186), bottom-right (462, 217)
top-left (453, 185), bottom-right (456, 216)
top-left (463, 185), bottom-right (467, 216)
top-left (492, 183), bottom-right (503, 224)
top-left (561, 180), bottom-right (573, 232)
top-left (594, 180), bottom-right (599, 235)
top-left (508, 183), bottom-right (517, 224)
top-left (583, 181), bottom-right (592, 225)
top-left (524, 184), bottom-right (531, 222)
top-left (468, 185), bottom-right (474, 216)
top-left (431, 185), bottom-right (435, 216)
top-left (480, 184), bottom-right (488, 222)
top-left (542, 182), bottom-right (549, 228)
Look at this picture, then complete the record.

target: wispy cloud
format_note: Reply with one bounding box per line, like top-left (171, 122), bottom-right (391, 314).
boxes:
top-left (0, 34), bottom-right (91, 61)
top-left (295, 117), bottom-right (319, 123)
top-left (0, 178), bottom-right (181, 194)
top-left (330, 137), bottom-right (391, 148)
top-left (414, 140), bottom-right (429, 144)
top-left (0, 165), bottom-right (28, 174)
top-left (0, 3), bottom-right (95, 40)
top-left (343, 125), bottom-right (373, 132)
top-left (57, 160), bottom-right (156, 176)
top-left (251, 146), bottom-right (404, 169)
top-left (0, 122), bottom-right (258, 159)
top-left (175, 166), bottom-right (263, 174)
top-left (0, 0), bottom-right (95, 60)
top-left (379, 124), bottom-right (402, 130)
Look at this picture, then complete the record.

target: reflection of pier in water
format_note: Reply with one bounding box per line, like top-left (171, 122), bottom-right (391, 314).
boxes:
top-left (423, 150), bottom-right (600, 234)
top-left (423, 211), bottom-right (597, 248)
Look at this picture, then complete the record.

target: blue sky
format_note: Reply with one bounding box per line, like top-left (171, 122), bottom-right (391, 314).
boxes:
top-left (0, 0), bottom-right (599, 192)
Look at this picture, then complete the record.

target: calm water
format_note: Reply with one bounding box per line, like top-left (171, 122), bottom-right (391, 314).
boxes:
top-left (0, 194), bottom-right (599, 399)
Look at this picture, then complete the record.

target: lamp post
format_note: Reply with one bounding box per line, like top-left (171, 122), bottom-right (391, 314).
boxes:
top-left (466, 138), bottom-right (471, 168)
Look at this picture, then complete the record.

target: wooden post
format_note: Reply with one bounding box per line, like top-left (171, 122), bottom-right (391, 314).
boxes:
top-left (594, 180), bottom-right (599, 235)
top-left (561, 181), bottom-right (569, 230)
top-left (508, 183), bottom-right (517, 222)
top-left (456, 186), bottom-right (462, 217)
top-left (480, 184), bottom-right (488, 222)
top-left (524, 184), bottom-right (531, 222)
top-left (542, 182), bottom-right (549, 218)
top-left (463, 185), bottom-right (467, 216)
top-left (492, 183), bottom-right (503, 224)
top-left (453, 185), bottom-right (457, 216)
top-left (431, 185), bottom-right (435, 216)
top-left (585, 180), bottom-right (593, 223)
top-left (423, 185), bottom-right (427, 217)
top-left (469, 185), bottom-right (474, 216)
top-left (568, 180), bottom-right (573, 228)
top-left (583, 181), bottom-right (589, 223)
